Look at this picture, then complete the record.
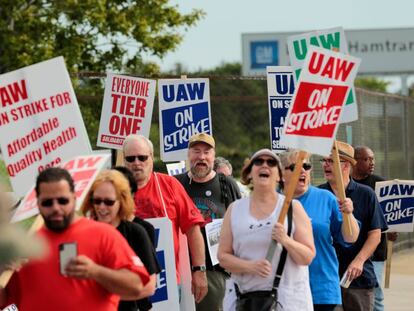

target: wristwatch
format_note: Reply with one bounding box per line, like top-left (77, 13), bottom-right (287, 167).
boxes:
top-left (191, 265), bottom-right (207, 272)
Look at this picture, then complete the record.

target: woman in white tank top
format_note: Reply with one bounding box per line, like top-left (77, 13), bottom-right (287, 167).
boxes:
top-left (218, 149), bottom-right (315, 311)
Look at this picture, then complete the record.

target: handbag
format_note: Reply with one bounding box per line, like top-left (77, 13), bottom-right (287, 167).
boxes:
top-left (234, 204), bottom-right (293, 311)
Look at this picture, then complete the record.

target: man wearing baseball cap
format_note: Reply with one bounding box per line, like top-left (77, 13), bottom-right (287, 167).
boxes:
top-left (319, 141), bottom-right (388, 311)
top-left (175, 132), bottom-right (241, 311)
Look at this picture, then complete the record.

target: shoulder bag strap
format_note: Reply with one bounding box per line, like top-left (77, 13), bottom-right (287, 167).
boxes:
top-left (272, 201), bottom-right (293, 291)
top-left (154, 173), bottom-right (169, 218)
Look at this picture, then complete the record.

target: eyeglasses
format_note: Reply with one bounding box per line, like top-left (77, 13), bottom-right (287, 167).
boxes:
top-left (252, 158), bottom-right (278, 167)
top-left (91, 198), bottom-right (117, 206)
top-left (285, 163), bottom-right (312, 172)
top-left (39, 197), bottom-right (70, 208)
top-left (124, 155), bottom-right (149, 163)
top-left (319, 159), bottom-right (346, 165)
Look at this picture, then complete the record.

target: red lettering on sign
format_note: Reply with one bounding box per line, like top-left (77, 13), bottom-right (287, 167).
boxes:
top-left (285, 82), bottom-right (348, 137)
top-left (308, 51), bottom-right (355, 82)
top-left (0, 79), bottom-right (28, 107)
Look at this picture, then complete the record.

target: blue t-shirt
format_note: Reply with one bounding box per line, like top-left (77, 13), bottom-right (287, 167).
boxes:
top-left (298, 186), bottom-right (345, 304)
top-left (319, 178), bottom-right (388, 289)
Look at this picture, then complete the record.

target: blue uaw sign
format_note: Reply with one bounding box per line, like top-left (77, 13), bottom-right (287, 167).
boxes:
top-left (158, 78), bottom-right (211, 162)
top-left (266, 66), bottom-right (295, 153)
top-left (375, 180), bottom-right (414, 232)
top-left (147, 218), bottom-right (179, 310)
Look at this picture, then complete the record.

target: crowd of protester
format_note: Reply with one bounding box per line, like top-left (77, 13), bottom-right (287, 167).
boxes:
top-left (0, 133), bottom-right (392, 311)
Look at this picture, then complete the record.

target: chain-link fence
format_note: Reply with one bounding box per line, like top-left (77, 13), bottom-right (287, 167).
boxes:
top-left (74, 76), bottom-right (414, 184)
top-left (2, 75), bottom-right (411, 187)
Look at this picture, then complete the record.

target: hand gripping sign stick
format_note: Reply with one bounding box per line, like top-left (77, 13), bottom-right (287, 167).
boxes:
top-left (331, 141), bottom-right (353, 237)
top-left (266, 150), bottom-right (307, 262)
top-left (0, 215), bottom-right (44, 288)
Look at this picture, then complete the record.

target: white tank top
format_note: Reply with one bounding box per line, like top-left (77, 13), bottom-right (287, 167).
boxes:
top-left (229, 195), bottom-right (313, 311)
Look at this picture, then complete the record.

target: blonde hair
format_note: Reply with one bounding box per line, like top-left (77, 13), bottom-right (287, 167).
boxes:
top-left (279, 149), bottom-right (311, 168)
top-left (81, 169), bottom-right (135, 221)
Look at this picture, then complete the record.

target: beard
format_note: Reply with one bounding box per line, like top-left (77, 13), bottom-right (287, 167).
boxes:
top-left (43, 209), bottom-right (75, 232)
top-left (190, 162), bottom-right (212, 179)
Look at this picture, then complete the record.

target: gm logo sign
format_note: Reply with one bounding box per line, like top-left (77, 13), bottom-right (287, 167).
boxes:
top-left (250, 41), bottom-right (279, 69)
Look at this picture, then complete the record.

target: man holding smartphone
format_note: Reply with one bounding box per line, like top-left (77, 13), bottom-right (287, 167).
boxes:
top-left (0, 167), bottom-right (152, 311)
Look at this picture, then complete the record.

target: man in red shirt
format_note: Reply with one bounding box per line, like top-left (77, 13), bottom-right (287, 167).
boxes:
top-left (123, 134), bottom-right (207, 303)
top-left (0, 167), bottom-right (151, 311)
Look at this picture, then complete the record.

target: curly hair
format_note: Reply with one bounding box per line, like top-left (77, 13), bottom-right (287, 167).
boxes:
top-left (81, 169), bottom-right (135, 221)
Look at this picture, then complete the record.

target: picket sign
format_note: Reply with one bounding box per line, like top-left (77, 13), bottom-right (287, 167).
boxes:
top-left (266, 150), bottom-right (307, 261)
top-left (374, 179), bottom-right (414, 288)
top-left (331, 141), bottom-right (353, 236)
top-left (96, 73), bottom-right (156, 150)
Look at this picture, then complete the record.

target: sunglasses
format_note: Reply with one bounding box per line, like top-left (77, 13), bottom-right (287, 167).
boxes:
top-left (319, 159), bottom-right (346, 165)
top-left (91, 198), bottom-right (117, 206)
top-left (285, 163), bottom-right (312, 172)
top-left (252, 158), bottom-right (278, 167)
top-left (39, 197), bottom-right (70, 208)
top-left (124, 155), bottom-right (149, 163)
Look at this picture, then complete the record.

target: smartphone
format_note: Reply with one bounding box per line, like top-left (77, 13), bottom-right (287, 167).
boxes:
top-left (59, 242), bottom-right (77, 276)
top-left (340, 271), bottom-right (352, 288)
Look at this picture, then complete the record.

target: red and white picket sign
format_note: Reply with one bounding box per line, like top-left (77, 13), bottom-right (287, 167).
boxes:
top-left (280, 47), bottom-right (361, 156)
top-left (11, 154), bottom-right (111, 223)
top-left (97, 73), bottom-right (156, 149)
top-left (0, 57), bottom-right (91, 196)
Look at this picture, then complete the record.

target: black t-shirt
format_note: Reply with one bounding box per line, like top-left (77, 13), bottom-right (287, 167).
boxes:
top-left (117, 220), bottom-right (161, 311)
top-left (133, 216), bottom-right (156, 247)
top-left (354, 174), bottom-right (388, 261)
top-left (175, 172), bottom-right (241, 270)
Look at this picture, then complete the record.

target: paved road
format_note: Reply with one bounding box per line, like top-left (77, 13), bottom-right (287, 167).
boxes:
top-left (384, 248), bottom-right (414, 311)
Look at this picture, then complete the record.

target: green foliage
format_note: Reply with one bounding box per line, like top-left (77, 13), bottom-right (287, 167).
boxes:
top-left (0, 0), bottom-right (204, 74)
top-left (355, 77), bottom-right (390, 92)
top-left (0, 159), bottom-right (11, 190)
top-left (181, 62), bottom-right (269, 176)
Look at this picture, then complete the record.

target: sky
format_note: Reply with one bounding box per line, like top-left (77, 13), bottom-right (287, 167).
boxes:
top-left (148, 0), bottom-right (414, 92)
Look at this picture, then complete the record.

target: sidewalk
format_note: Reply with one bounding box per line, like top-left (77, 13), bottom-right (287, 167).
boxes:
top-left (384, 247), bottom-right (414, 310)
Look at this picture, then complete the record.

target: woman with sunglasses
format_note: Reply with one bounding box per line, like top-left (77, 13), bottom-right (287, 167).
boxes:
top-left (280, 150), bottom-right (359, 311)
top-left (218, 148), bottom-right (315, 311)
top-left (81, 170), bottom-right (159, 311)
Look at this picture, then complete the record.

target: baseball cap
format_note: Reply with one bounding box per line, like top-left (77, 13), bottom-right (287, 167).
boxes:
top-left (188, 132), bottom-right (215, 148)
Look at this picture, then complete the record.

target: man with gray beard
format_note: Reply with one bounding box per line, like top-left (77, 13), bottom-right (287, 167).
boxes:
top-left (175, 133), bottom-right (241, 311)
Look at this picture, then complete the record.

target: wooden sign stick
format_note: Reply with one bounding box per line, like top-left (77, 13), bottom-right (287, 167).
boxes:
top-left (0, 215), bottom-right (44, 287)
top-left (331, 141), bottom-right (353, 236)
top-left (384, 240), bottom-right (393, 288)
top-left (266, 150), bottom-right (307, 262)
top-left (116, 150), bottom-right (124, 166)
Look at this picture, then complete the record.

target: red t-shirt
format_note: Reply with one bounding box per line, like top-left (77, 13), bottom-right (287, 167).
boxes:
top-left (5, 218), bottom-right (150, 311)
top-left (134, 172), bottom-right (204, 281)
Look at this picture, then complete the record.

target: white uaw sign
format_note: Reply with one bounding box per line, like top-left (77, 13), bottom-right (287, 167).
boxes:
top-left (280, 47), bottom-right (361, 156)
top-left (97, 73), bottom-right (156, 149)
top-left (0, 57), bottom-right (91, 196)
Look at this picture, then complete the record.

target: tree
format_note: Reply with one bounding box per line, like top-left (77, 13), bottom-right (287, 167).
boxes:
top-left (355, 77), bottom-right (390, 93)
top-left (0, 0), bottom-right (204, 74)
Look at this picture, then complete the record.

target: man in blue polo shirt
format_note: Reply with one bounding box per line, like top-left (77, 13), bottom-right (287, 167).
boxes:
top-left (319, 141), bottom-right (388, 311)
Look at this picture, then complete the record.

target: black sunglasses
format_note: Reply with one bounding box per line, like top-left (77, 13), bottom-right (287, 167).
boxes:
top-left (252, 158), bottom-right (278, 167)
top-left (124, 155), bottom-right (149, 163)
top-left (285, 163), bottom-right (312, 172)
top-left (40, 197), bottom-right (70, 208)
top-left (91, 198), bottom-right (117, 206)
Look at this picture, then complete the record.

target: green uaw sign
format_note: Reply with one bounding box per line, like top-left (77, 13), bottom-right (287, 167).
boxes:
top-left (287, 27), bottom-right (358, 123)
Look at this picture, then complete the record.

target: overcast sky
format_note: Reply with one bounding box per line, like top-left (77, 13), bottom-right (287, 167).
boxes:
top-left (147, 0), bottom-right (414, 92)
